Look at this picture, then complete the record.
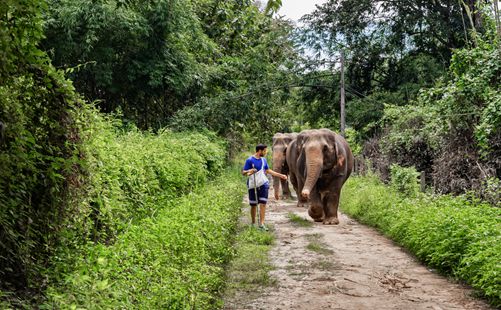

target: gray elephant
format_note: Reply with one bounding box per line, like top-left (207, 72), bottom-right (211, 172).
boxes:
top-left (271, 132), bottom-right (297, 200)
top-left (286, 128), bottom-right (354, 224)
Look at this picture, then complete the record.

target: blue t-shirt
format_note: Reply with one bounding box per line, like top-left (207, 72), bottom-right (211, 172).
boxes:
top-left (244, 156), bottom-right (270, 187)
top-left (243, 156), bottom-right (269, 172)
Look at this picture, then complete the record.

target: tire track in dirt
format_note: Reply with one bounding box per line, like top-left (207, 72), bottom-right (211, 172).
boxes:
top-left (225, 195), bottom-right (493, 310)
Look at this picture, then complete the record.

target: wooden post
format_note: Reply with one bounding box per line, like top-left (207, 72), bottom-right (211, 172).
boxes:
top-left (420, 171), bottom-right (426, 192)
top-left (340, 50), bottom-right (346, 137)
top-left (494, 0), bottom-right (501, 52)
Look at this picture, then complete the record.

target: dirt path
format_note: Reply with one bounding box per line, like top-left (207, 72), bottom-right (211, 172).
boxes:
top-left (224, 196), bottom-right (492, 310)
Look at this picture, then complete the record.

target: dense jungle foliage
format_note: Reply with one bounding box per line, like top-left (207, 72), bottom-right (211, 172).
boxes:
top-left (41, 0), bottom-right (298, 142)
top-left (300, 0), bottom-right (501, 200)
top-left (1, 0), bottom-right (86, 295)
top-left (1, 0), bottom-right (500, 307)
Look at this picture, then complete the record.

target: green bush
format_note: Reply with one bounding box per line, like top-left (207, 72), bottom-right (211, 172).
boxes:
top-left (341, 176), bottom-right (501, 307)
top-left (45, 170), bottom-right (245, 309)
top-left (390, 164), bottom-right (420, 196)
top-left (46, 114), bottom-right (228, 288)
top-left (0, 0), bottom-right (87, 291)
top-left (82, 115), bottom-right (227, 239)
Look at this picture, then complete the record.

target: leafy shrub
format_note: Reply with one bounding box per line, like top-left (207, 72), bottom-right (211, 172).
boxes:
top-left (46, 114), bottom-right (227, 286)
top-left (341, 176), bottom-right (501, 307)
top-left (390, 164), bottom-right (420, 196)
top-left (0, 0), bottom-right (86, 292)
top-left (478, 177), bottom-right (501, 208)
top-left (373, 42), bottom-right (500, 196)
top-left (86, 113), bottom-right (225, 234)
top-left (45, 170), bottom-right (245, 309)
top-left (344, 127), bottom-right (362, 155)
top-left (379, 104), bottom-right (439, 175)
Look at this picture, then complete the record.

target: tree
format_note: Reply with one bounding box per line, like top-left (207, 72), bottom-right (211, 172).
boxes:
top-left (1, 0), bottom-right (85, 293)
top-left (42, 0), bottom-right (213, 129)
top-left (294, 0), bottom-right (479, 136)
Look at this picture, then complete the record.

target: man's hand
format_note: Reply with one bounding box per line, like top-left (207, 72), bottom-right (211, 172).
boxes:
top-left (279, 173), bottom-right (287, 181)
top-left (247, 168), bottom-right (257, 176)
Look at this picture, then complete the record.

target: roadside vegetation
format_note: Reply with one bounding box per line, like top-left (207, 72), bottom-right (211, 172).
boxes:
top-left (341, 172), bottom-right (501, 307)
top-left (1, 0), bottom-right (500, 307)
top-left (45, 170), bottom-right (245, 309)
top-left (223, 219), bottom-right (276, 306)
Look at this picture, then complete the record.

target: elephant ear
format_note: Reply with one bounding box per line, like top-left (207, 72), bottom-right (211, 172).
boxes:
top-left (337, 151), bottom-right (345, 168)
top-left (292, 139), bottom-right (300, 157)
top-left (327, 132), bottom-right (346, 173)
top-left (296, 134), bottom-right (304, 153)
top-left (283, 147), bottom-right (290, 174)
top-left (334, 140), bottom-right (346, 173)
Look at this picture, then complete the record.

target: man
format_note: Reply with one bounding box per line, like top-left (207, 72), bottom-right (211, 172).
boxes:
top-left (242, 144), bottom-right (287, 230)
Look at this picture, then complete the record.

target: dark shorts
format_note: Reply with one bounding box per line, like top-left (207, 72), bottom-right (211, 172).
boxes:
top-left (248, 183), bottom-right (269, 206)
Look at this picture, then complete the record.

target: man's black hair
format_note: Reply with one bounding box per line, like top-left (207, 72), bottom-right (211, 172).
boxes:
top-left (256, 144), bottom-right (267, 152)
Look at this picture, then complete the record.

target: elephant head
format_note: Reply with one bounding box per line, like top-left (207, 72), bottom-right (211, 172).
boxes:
top-left (297, 129), bottom-right (347, 200)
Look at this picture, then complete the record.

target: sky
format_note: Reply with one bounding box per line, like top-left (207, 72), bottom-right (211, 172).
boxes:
top-left (277, 0), bottom-right (328, 23)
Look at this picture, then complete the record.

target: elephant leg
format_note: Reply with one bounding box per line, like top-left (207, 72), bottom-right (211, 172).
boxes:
top-left (308, 189), bottom-right (324, 222)
top-left (290, 172), bottom-right (307, 208)
top-left (287, 175), bottom-right (298, 201)
top-left (322, 186), bottom-right (342, 225)
top-left (289, 171), bottom-right (298, 193)
top-left (280, 178), bottom-right (291, 199)
top-left (296, 176), bottom-right (308, 208)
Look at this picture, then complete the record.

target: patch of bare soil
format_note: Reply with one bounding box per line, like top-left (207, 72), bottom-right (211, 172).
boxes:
top-left (224, 195), bottom-right (493, 310)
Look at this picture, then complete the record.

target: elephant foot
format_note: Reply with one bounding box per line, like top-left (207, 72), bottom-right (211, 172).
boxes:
top-left (308, 205), bottom-right (324, 221)
top-left (323, 217), bottom-right (339, 225)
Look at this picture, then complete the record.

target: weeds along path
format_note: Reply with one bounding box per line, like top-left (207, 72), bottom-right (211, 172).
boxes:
top-left (224, 194), bottom-right (492, 310)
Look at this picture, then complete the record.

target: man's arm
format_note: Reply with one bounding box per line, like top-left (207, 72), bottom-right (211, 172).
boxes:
top-left (242, 159), bottom-right (257, 176)
top-left (266, 169), bottom-right (287, 180)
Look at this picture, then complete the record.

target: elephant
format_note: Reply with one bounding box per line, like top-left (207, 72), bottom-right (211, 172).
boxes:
top-left (286, 128), bottom-right (354, 225)
top-left (285, 138), bottom-right (309, 208)
top-left (271, 132), bottom-right (297, 200)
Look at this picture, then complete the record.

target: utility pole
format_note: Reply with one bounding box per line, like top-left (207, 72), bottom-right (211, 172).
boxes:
top-left (494, 0), bottom-right (501, 53)
top-left (340, 50), bottom-right (346, 137)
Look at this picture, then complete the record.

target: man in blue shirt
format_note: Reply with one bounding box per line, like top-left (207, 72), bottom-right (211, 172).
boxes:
top-left (242, 144), bottom-right (287, 230)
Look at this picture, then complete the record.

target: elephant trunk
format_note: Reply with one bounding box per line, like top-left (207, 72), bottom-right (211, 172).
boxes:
top-left (273, 152), bottom-right (285, 200)
top-left (273, 176), bottom-right (280, 200)
top-left (301, 147), bottom-right (322, 199)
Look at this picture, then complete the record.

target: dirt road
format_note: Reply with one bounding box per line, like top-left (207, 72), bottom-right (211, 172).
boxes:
top-left (224, 196), bottom-right (492, 310)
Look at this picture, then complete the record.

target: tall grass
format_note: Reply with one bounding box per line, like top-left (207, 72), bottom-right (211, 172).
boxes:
top-left (44, 112), bottom-right (229, 288)
top-left (0, 108), bottom-right (235, 307)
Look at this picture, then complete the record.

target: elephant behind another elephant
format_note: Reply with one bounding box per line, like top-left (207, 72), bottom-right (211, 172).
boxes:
top-left (271, 132), bottom-right (297, 200)
top-left (286, 128), bottom-right (354, 225)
